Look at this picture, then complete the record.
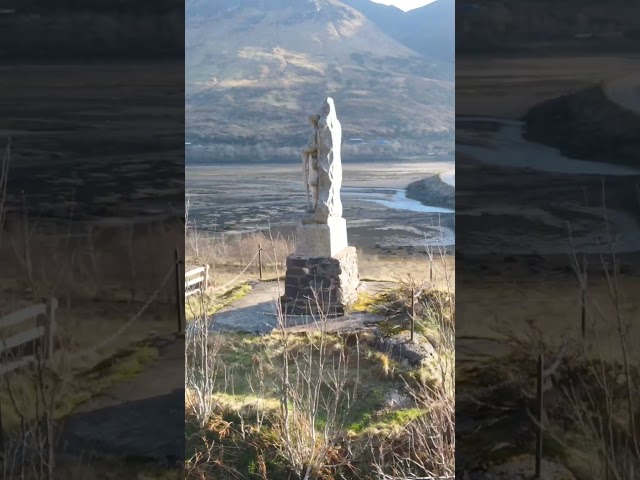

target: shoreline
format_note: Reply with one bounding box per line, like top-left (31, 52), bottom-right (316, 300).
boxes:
top-left (523, 85), bottom-right (640, 169)
top-left (405, 174), bottom-right (455, 211)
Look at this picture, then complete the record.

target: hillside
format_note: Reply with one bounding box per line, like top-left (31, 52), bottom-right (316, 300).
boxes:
top-left (185, 0), bottom-right (454, 161)
top-left (341, 0), bottom-right (455, 64)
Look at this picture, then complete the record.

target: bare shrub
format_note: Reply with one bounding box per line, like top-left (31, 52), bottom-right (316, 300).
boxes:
top-left (369, 250), bottom-right (455, 480)
top-left (270, 297), bottom-right (359, 479)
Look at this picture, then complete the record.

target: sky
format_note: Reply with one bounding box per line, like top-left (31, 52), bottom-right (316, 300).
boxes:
top-left (369, 0), bottom-right (438, 12)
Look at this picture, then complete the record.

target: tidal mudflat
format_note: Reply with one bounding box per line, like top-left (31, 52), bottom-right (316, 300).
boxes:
top-left (186, 160), bottom-right (455, 252)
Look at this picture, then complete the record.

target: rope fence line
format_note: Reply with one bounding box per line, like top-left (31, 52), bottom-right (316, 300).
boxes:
top-left (68, 265), bottom-right (176, 361)
top-left (209, 249), bottom-right (260, 294)
top-left (257, 310), bottom-right (344, 319)
top-left (456, 339), bottom-right (579, 405)
top-left (189, 242), bottom-right (292, 299)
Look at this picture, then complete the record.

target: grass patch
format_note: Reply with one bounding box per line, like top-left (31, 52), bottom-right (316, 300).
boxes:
top-left (189, 330), bottom-right (403, 435)
top-left (213, 393), bottom-right (281, 415)
top-left (349, 407), bottom-right (426, 435)
top-left (185, 282), bottom-right (252, 320)
top-left (0, 340), bottom-right (159, 430)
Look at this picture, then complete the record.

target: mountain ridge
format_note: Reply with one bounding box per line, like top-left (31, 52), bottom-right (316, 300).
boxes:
top-left (341, 0), bottom-right (454, 63)
top-left (186, 0), bottom-right (454, 161)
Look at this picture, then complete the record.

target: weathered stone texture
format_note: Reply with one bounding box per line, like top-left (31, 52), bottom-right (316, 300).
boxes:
top-left (281, 246), bottom-right (359, 316)
top-left (314, 97), bottom-right (343, 223)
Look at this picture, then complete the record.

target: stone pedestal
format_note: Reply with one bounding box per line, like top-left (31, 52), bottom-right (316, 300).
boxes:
top-left (281, 246), bottom-right (360, 316)
top-left (295, 217), bottom-right (348, 258)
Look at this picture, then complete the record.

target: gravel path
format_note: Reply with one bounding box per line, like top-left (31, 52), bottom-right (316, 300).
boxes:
top-left (209, 280), bottom-right (393, 334)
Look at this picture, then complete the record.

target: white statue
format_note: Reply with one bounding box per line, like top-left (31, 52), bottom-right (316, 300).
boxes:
top-left (302, 97), bottom-right (343, 224)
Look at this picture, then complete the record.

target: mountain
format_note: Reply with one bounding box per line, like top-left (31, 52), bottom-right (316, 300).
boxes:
top-left (341, 0), bottom-right (454, 63)
top-left (186, 0), bottom-right (454, 161)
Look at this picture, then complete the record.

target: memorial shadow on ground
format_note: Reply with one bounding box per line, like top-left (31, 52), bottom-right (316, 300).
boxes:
top-left (56, 388), bottom-right (185, 466)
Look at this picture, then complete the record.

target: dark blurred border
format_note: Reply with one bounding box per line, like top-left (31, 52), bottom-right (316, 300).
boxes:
top-left (457, 1), bottom-right (640, 479)
top-left (0, 0), bottom-right (185, 476)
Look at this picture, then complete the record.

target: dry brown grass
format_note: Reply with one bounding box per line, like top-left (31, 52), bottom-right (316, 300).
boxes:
top-left (185, 228), bottom-right (455, 293)
top-left (458, 274), bottom-right (640, 364)
top-left (185, 229), bottom-right (294, 286)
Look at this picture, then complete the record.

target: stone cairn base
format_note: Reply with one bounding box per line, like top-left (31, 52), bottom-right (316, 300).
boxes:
top-left (281, 246), bottom-right (360, 316)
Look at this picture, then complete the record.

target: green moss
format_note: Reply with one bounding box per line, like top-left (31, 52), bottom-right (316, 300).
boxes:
top-left (379, 408), bottom-right (425, 426)
top-left (349, 407), bottom-right (426, 434)
top-left (345, 387), bottom-right (389, 433)
top-left (350, 291), bottom-right (384, 313)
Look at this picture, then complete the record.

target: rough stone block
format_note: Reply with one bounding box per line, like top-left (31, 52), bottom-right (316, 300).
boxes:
top-left (281, 246), bottom-right (359, 316)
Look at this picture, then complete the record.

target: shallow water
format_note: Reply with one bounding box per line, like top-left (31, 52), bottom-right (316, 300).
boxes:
top-left (457, 117), bottom-right (640, 176)
top-left (343, 187), bottom-right (454, 214)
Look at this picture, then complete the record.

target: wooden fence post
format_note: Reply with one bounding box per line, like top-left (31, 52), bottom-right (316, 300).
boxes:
top-left (204, 264), bottom-right (210, 292)
top-left (258, 244), bottom-right (263, 281)
top-left (0, 377), bottom-right (3, 455)
top-left (45, 298), bottom-right (57, 362)
top-left (535, 352), bottom-right (544, 478)
top-left (175, 247), bottom-right (184, 333)
top-left (581, 256), bottom-right (587, 339)
top-left (410, 287), bottom-right (416, 342)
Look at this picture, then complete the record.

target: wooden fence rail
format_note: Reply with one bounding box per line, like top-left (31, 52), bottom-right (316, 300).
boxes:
top-left (185, 264), bottom-right (209, 298)
top-left (0, 298), bottom-right (57, 375)
top-left (0, 297), bottom-right (57, 450)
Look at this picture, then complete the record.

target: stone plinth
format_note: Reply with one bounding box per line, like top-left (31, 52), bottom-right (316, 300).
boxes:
top-left (295, 217), bottom-right (348, 258)
top-left (281, 246), bottom-right (360, 316)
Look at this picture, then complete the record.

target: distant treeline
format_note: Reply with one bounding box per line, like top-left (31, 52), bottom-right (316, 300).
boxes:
top-left (185, 140), bottom-right (454, 164)
top-left (457, 0), bottom-right (640, 53)
top-left (185, 130), bottom-right (454, 148)
top-left (0, 4), bottom-right (183, 59)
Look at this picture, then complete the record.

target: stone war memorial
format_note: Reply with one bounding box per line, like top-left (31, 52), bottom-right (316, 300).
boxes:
top-left (281, 97), bottom-right (360, 316)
